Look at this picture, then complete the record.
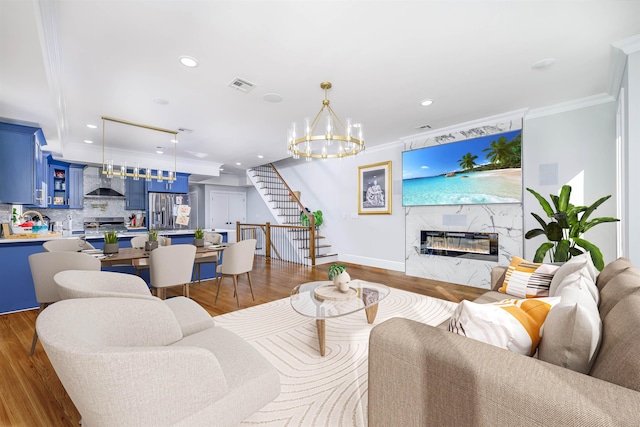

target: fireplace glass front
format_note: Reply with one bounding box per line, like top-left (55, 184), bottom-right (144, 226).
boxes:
top-left (420, 230), bottom-right (498, 262)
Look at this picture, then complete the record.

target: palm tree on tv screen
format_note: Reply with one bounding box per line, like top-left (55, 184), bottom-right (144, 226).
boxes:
top-left (458, 153), bottom-right (478, 171)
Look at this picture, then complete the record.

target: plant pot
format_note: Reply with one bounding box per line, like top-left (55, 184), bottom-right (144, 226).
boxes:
top-left (145, 241), bottom-right (158, 251)
top-left (103, 243), bottom-right (119, 254)
top-left (194, 238), bottom-right (204, 247)
top-left (333, 271), bottom-right (351, 293)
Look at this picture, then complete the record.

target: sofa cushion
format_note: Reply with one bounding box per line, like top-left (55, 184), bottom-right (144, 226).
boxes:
top-left (598, 267), bottom-right (640, 318)
top-left (589, 290), bottom-right (640, 392)
top-left (449, 297), bottom-right (560, 356)
top-left (538, 286), bottom-right (602, 374)
top-left (549, 253), bottom-right (598, 295)
top-left (596, 257), bottom-right (632, 290)
top-left (499, 256), bottom-right (559, 298)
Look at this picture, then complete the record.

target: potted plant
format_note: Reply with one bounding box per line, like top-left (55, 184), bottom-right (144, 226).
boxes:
top-left (194, 227), bottom-right (205, 247)
top-left (103, 230), bottom-right (119, 254)
top-left (146, 229), bottom-right (159, 251)
top-left (328, 263), bottom-right (350, 292)
top-left (300, 209), bottom-right (323, 227)
top-left (525, 185), bottom-right (619, 270)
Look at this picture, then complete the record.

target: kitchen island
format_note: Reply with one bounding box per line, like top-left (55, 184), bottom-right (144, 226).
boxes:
top-left (0, 229), bottom-right (229, 314)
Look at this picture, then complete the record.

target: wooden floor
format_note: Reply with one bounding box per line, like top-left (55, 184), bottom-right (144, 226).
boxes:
top-left (0, 258), bottom-right (485, 426)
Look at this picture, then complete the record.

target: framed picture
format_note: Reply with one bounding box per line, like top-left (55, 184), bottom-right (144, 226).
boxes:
top-left (358, 161), bottom-right (392, 214)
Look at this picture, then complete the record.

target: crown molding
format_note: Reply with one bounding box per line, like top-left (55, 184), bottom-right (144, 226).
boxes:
top-left (525, 93), bottom-right (615, 120)
top-left (608, 34), bottom-right (640, 97)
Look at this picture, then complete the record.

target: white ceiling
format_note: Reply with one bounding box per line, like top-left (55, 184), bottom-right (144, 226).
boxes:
top-left (1, 1), bottom-right (639, 182)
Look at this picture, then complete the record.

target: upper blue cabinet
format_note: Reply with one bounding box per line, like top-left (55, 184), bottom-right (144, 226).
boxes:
top-left (146, 172), bottom-right (189, 194)
top-left (0, 122), bottom-right (47, 207)
top-left (46, 156), bottom-right (85, 209)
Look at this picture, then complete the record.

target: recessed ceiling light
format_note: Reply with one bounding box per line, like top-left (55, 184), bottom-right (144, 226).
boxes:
top-left (179, 56), bottom-right (198, 68)
top-left (235, 162), bottom-right (241, 166)
top-left (263, 93), bottom-right (283, 103)
top-left (153, 98), bottom-right (169, 105)
top-left (156, 150), bottom-right (164, 154)
top-left (83, 140), bottom-right (93, 144)
top-left (420, 99), bottom-right (434, 107)
top-left (171, 139), bottom-right (178, 143)
top-left (257, 155), bottom-right (264, 159)
top-left (86, 124), bottom-right (97, 129)
top-left (531, 58), bottom-right (556, 69)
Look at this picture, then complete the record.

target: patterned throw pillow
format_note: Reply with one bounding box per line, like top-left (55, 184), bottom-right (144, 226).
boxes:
top-left (449, 297), bottom-right (560, 356)
top-left (499, 256), bottom-right (560, 298)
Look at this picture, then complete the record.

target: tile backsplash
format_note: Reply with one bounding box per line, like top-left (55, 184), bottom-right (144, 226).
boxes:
top-left (2, 166), bottom-right (144, 230)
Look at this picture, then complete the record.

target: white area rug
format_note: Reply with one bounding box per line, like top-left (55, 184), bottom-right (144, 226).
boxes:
top-left (213, 288), bottom-right (457, 427)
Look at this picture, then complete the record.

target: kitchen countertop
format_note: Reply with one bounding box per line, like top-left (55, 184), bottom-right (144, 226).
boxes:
top-left (0, 229), bottom-right (232, 244)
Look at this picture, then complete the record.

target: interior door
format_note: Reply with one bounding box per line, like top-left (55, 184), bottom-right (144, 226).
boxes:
top-left (210, 192), bottom-right (246, 242)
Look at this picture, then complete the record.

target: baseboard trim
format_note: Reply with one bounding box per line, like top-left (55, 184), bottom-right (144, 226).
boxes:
top-left (339, 254), bottom-right (405, 272)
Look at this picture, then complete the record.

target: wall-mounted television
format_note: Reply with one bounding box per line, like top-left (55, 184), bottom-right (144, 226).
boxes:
top-left (402, 129), bottom-right (522, 206)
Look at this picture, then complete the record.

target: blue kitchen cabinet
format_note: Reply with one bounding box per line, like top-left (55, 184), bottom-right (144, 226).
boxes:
top-left (146, 172), bottom-right (189, 193)
top-left (125, 173), bottom-right (147, 210)
top-left (46, 157), bottom-right (85, 209)
top-left (68, 164), bottom-right (85, 209)
top-left (0, 122), bottom-right (47, 207)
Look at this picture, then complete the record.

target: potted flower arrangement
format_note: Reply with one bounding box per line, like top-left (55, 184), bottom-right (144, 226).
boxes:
top-left (328, 263), bottom-right (350, 293)
top-left (103, 230), bottom-right (119, 254)
top-left (194, 227), bottom-right (205, 247)
top-left (146, 229), bottom-right (159, 251)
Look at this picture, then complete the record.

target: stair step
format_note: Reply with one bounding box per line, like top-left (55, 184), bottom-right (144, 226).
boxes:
top-left (307, 252), bottom-right (338, 259)
top-left (299, 244), bottom-right (332, 249)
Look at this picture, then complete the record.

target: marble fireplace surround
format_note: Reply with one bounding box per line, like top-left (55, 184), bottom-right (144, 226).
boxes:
top-left (401, 111), bottom-right (525, 289)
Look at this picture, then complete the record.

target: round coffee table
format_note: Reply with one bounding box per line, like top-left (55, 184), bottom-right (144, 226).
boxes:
top-left (290, 280), bottom-right (390, 356)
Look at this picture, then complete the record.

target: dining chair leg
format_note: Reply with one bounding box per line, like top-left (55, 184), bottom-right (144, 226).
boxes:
top-left (184, 282), bottom-right (190, 298)
top-left (233, 275), bottom-right (240, 308)
top-left (247, 272), bottom-right (255, 301)
top-left (30, 303), bottom-right (46, 356)
top-left (214, 276), bottom-right (223, 304)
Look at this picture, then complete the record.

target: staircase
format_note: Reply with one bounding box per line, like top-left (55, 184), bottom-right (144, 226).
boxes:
top-left (247, 164), bottom-right (337, 265)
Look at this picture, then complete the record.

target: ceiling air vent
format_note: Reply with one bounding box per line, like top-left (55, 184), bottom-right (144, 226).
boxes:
top-left (416, 124), bottom-right (432, 130)
top-left (228, 77), bottom-right (257, 93)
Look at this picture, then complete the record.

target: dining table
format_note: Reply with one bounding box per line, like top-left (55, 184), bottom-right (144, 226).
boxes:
top-left (87, 244), bottom-right (231, 267)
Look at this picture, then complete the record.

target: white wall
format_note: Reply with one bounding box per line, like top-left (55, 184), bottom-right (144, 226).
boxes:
top-left (523, 100), bottom-right (619, 265)
top-left (274, 143), bottom-right (406, 271)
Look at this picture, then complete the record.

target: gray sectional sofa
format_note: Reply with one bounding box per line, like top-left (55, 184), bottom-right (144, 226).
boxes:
top-left (368, 257), bottom-right (640, 426)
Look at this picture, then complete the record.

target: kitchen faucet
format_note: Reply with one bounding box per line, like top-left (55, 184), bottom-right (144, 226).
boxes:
top-left (19, 210), bottom-right (44, 222)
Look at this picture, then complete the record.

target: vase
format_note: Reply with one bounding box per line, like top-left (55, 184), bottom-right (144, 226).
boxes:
top-left (194, 238), bottom-right (204, 247)
top-left (333, 271), bottom-right (351, 293)
top-left (103, 243), bottom-right (119, 254)
top-left (145, 241), bottom-right (158, 251)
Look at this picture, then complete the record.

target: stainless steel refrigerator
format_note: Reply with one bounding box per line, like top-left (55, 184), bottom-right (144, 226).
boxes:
top-left (148, 192), bottom-right (190, 230)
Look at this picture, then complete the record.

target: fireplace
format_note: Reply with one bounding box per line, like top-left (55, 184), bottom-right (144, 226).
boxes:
top-left (420, 230), bottom-right (498, 262)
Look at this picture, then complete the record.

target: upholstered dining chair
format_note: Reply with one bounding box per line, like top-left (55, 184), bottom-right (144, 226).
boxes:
top-left (130, 235), bottom-right (167, 275)
top-left (27, 251), bottom-right (101, 355)
top-left (42, 238), bottom-right (95, 252)
top-left (54, 269), bottom-right (215, 337)
top-left (194, 232), bottom-right (223, 283)
top-left (215, 239), bottom-right (257, 308)
top-left (149, 244), bottom-right (196, 299)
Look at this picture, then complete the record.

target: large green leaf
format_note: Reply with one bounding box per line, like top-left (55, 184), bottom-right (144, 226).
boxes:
top-left (554, 239), bottom-right (571, 262)
top-left (546, 222), bottom-right (563, 241)
top-left (533, 242), bottom-right (555, 263)
top-left (526, 188), bottom-right (555, 218)
top-left (557, 185), bottom-right (571, 212)
top-left (581, 217), bottom-right (619, 233)
top-left (579, 195), bottom-right (612, 227)
top-left (574, 237), bottom-right (605, 271)
top-left (530, 212), bottom-right (549, 231)
top-left (525, 229), bottom-right (546, 239)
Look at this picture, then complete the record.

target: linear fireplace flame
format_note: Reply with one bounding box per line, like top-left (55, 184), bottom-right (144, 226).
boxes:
top-left (420, 230), bottom-right (498, 262)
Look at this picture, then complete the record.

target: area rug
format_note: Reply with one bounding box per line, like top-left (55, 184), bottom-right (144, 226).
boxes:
top-left (212, 288), bottom-right (457, 426)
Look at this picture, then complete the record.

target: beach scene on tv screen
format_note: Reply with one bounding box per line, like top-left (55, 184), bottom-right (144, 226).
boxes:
top-left (402, 129), bottom-right (522, 206)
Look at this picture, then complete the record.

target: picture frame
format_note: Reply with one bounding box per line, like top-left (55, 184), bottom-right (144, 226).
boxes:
top-left (358, 161), bottom-right (392, 214)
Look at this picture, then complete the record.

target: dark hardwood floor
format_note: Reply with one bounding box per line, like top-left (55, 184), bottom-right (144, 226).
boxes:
top-left (0, 258), bottom-right (485, 426)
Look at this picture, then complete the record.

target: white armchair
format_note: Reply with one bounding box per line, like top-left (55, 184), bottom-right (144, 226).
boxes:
top-left (36, 297), bottom-right (281, 427)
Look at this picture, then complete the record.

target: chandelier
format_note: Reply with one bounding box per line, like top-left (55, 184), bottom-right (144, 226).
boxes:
top-left (101, 116), bottom-right (177, 182)
top-left (287, 82), bottom-right (364, 161)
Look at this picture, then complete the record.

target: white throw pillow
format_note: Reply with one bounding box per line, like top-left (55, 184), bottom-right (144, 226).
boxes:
top-left (449, 297), bottom-right (560, 356)
top-left (550, 269), bottom-right (600, 305)
top-left (549, 253), bottom-right (598, 296)
top-left (538, 286), bottom-right (602, 374)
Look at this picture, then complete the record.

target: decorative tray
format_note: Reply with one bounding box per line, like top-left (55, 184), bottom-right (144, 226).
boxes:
top-left (313, 284), bottom-right (357, 301)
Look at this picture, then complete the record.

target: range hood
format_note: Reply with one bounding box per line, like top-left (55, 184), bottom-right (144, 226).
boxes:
top-left (85, 187), bottom-right (125, 198)
top-left (85, 168), bottom-right (126, 198)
